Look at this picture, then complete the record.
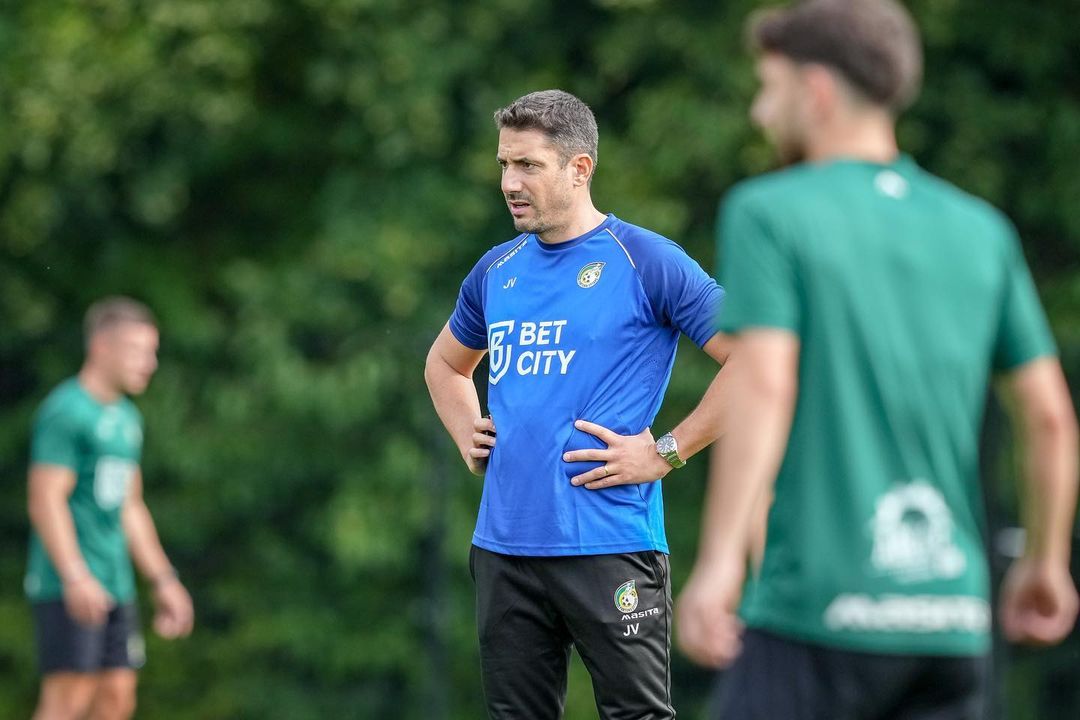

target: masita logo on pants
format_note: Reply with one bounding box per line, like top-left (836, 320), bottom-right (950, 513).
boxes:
top-left (487, 320), bottom-right (577, 384)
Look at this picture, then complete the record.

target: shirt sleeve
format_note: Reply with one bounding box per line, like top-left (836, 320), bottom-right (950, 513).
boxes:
top-left (993, 225), bottom-right (1057, 370)
top-left (716, 190), bottom-right (802, 336)
top-left (127, 402), bottom-right (146, 461)
top-left (448, 255), bottom-right (490, 350)
top-left (30, 406), bottom-right (81, 469)
top-left (634, 237), bottom-right (725, 348)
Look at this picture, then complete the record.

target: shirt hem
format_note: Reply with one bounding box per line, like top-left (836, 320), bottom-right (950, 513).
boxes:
top-left (26, 589), bottom-right (137, 604)
top-left (994, 348), bottom-right (1057, 373)
top-left (718, 319), bottom-right (801, 336)
top-left (447, 321), bottom-right (487, 351)
top-left (472, 536), bottom-right (669, 557)
top-left (744, 616), bottom-right (991, 657)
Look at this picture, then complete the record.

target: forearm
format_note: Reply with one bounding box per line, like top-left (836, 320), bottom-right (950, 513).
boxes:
top-left (1020, 409), bottom-right (1079, 565)
top-left (425, 362), bottom-right (483, 462)
top-left (1003, 358), bottom-right (1080, 566)
top-left (706, 442), bottom-right (771, 570)
top-left (123, 501), bottom-right (175, 581)
top-left (697, 355), bottom-right (796, 566)
top-left (669, 366), bottom-right (730, 461)
top-left (29, 491), bottom-right (90, 581)
top-left (698, 413), bottom-right (789, 566)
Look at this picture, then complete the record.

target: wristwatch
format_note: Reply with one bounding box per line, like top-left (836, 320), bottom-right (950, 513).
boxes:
top-left (655, 432), bottom-right (686, 469)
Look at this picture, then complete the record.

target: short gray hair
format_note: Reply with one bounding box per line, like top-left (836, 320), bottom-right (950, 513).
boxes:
top-left (493, 90), bottom-right (599, 166)
top-left (85, 296), bottom-right (156, 342)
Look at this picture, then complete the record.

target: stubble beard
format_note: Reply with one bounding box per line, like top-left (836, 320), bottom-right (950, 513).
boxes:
top-left (772, 107), bottom-right (809, 166)
top-left (538, 193), bottom-right (575, 239)
top-left (771, 128), bottom-right (807, 166)
top-left (758, 95), bottom-right (809, 167)
top-left (508, 180), bottom-right (574, 239)
top-left (513, 212), bottom-right (548, 235)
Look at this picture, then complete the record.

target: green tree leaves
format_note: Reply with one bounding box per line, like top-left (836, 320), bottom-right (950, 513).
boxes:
top-left (1, 1), bottom-right (1076, 717)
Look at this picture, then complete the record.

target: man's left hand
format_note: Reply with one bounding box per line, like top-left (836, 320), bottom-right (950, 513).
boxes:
top-left (563, 420), bottom-right (673, 489)
top-left (675, 558), bottom-right (746, 668)
top-left (152, 577), bottom-right (195, 639)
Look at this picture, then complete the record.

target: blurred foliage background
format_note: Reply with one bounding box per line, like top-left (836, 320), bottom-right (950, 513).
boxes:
top-left (0, 0), bottom-right (1077, 717)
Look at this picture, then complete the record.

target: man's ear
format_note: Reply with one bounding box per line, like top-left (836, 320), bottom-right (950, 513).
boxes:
top-left (803, 63), bottom-right (841, 121)
top-left (87, 330), bottom-right (109, 360)
top-left (571, 153), bottom-right (594, 187)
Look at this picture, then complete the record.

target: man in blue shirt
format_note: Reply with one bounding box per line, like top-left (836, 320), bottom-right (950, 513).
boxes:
top-left (425, 89), bottom-right (731, 719)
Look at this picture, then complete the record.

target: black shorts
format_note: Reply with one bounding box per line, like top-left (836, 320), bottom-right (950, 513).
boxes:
top-left (470, 545), bottom-right (674, 720)
top-left (711, 628), bottom-right (988, 720)
top-left (32, 600), bottom-right (145, 675)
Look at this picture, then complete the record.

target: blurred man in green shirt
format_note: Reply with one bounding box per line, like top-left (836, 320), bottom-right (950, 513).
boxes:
top-left (677, 1), bottom-right (1079, 717)
top-left (26, 297), bottom-right (194, 720)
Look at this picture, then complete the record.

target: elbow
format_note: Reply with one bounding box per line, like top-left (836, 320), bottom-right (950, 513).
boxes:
top-left (120, 502), bottom-right (139, 533)
top-left (1041, 405), bottom-right (1080, 448)
top-left (423, 347), bottom-right (441, 392)
top-left (26, 472), bottom-right (72, 529)
top-left (1027, 387), bottom-right (1079, 442)
top-left (750, 369), bottom-right (797, 408)
top-left (729, 331), bottom-right (800, 409)
top-left (424, 345), bottom-right (457, 396)
top-left (26, 485), bottom-right (50, 530)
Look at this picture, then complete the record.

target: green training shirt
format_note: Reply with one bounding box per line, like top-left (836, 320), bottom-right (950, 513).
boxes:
top-left (25, 378), bottom-right (144, 603)
top-left (716, 155), bottom-right (1056, 656)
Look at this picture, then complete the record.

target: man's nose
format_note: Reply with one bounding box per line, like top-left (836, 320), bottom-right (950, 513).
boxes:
top-left (501, 167), bottom-right (523, 194)
top-left (750, 96), bottom-right (767, 129)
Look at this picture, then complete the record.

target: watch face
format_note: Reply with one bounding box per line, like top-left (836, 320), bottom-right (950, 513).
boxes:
top-left (657, 435), bottom-right (676, 455)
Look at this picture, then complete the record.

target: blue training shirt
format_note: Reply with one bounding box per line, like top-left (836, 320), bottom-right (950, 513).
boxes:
top-left (450, 214), bottom-right (723, 556)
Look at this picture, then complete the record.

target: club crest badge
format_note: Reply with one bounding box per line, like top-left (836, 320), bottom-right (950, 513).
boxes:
top-left (614, 579), bottom-right (639, 613)
top-left (577, 261), bottom-right (606, 288)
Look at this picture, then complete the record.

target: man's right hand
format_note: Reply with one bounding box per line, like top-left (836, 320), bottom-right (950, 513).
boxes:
top-left (675, 558), bottom-right (746, 668)
top-left (62, 574), bottom-right (113, 627)
top-left (467, 416), bottom-right (497, 476)
top-left (999, 557), bottom-right (1079, 645)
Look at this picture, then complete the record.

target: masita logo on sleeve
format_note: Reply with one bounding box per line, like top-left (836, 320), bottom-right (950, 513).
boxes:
top-left (488, 319), bottom-right (577, 384)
